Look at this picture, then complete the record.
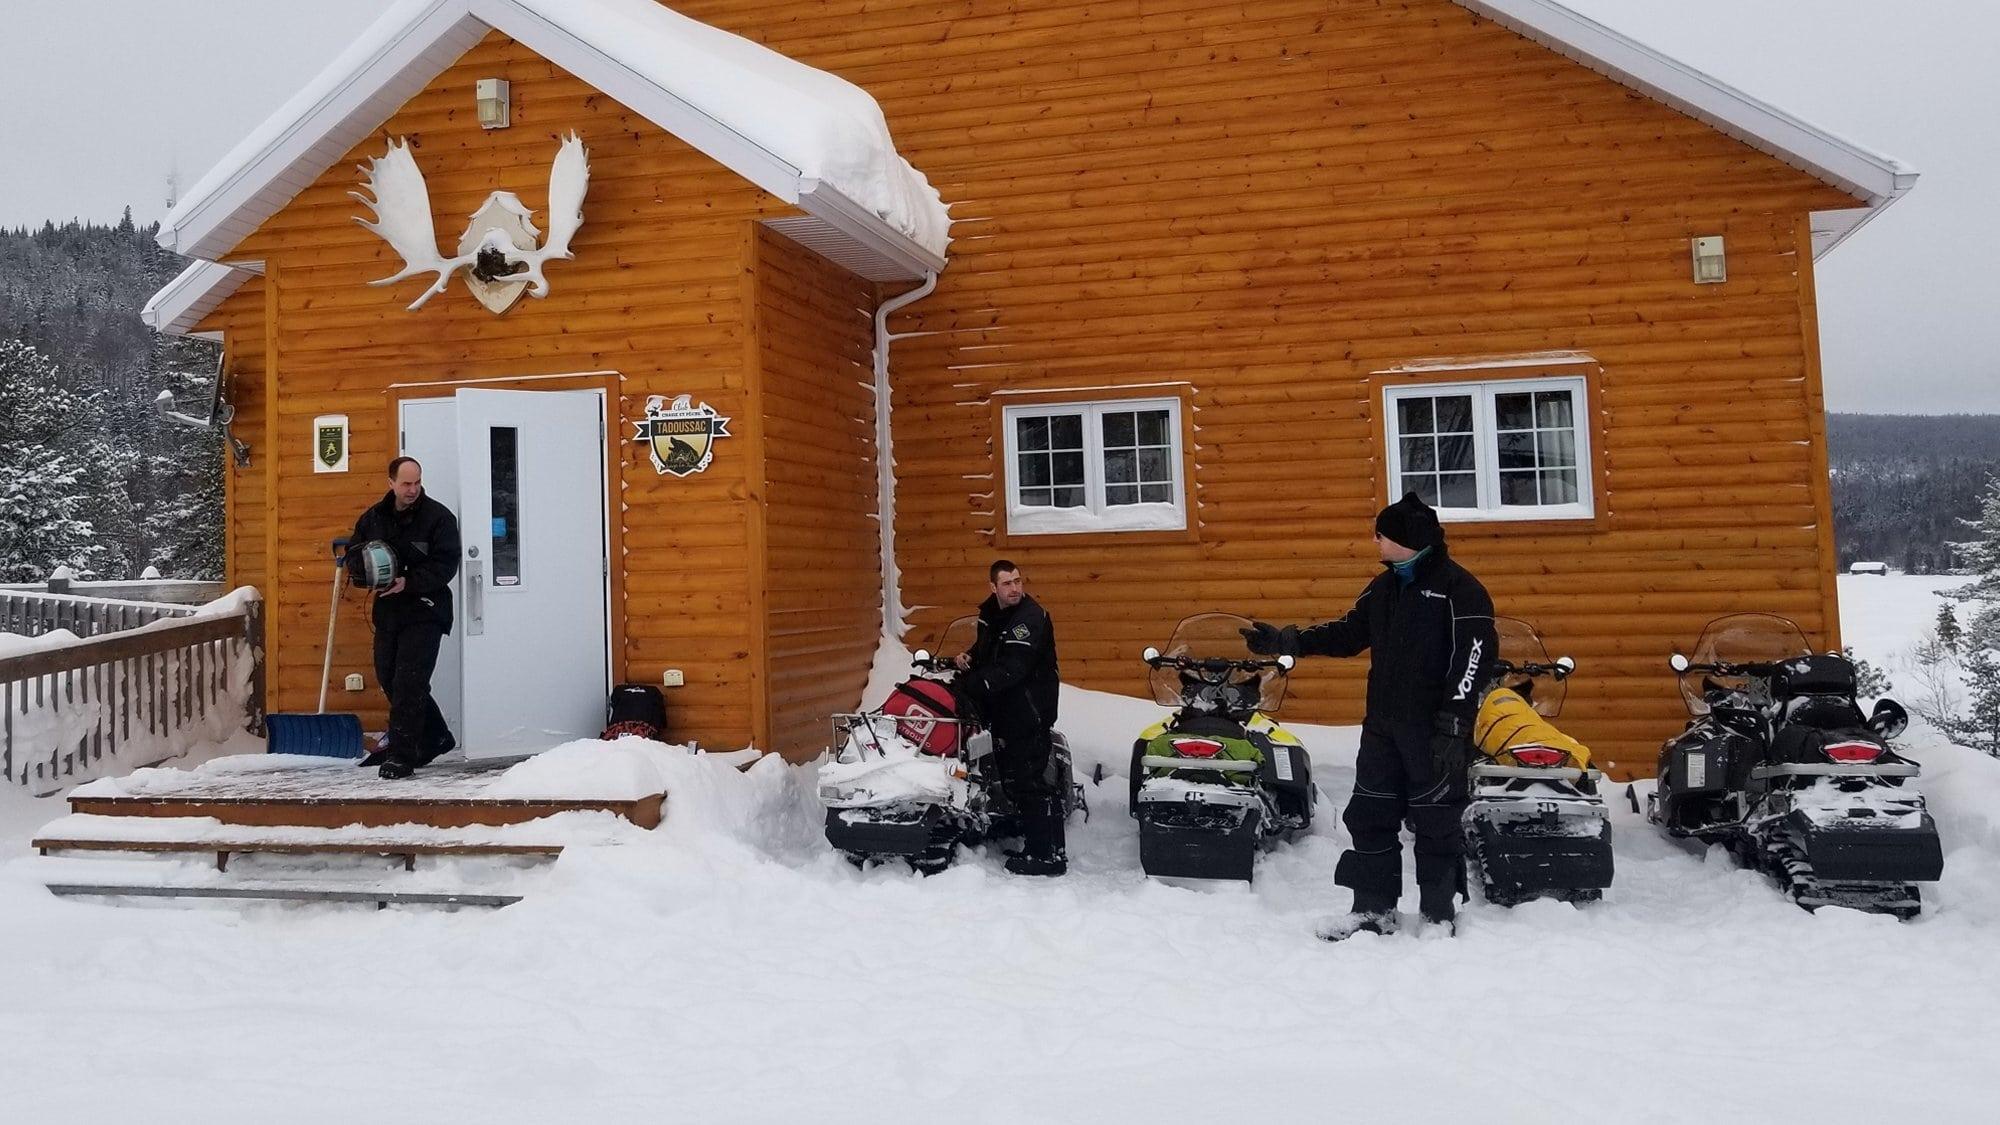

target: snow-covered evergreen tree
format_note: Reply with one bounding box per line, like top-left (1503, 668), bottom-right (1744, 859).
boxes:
top-left (0, 339), bottom-right (115, 579)
top-left (1936, 602), bottom-right (1962, 653)
top-left (1950, 472), bottom-right (2000, 648)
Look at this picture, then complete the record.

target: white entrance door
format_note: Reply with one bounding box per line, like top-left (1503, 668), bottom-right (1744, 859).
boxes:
top-left (453, 388), bottom-right (611, 756)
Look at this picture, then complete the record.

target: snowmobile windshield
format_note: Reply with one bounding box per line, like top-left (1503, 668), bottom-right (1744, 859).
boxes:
top-left (1679, 613), bottom-right (1812, 715)
top-left (1493, 616), bottom-right (1565, 718)
top-left (931, 615), bottom-right (979, 662)
top-left (1148, 612), bottom-right (1290, 713)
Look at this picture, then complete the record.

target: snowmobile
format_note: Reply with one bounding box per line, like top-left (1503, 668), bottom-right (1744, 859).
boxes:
top-left (1129, 612), bottom-right (1315, 882)
top-left (1650, 613), bottom-right (1942, 919)
top-left (1462, 618), bottom-right (1613, 906)
top-left (818, 616), bottom-right (1082, 874)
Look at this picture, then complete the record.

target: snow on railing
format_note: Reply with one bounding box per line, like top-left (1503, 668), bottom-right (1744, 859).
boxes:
top-left (1, 591), bottom-right (265, 794)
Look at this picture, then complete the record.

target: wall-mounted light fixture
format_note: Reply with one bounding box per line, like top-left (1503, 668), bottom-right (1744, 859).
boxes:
top-left (476, 78), bottom-right (511, 129)
top-left (1691, 235), bottom-right (1727, 284)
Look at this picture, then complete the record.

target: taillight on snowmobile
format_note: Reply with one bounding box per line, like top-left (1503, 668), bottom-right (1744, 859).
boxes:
top-left (1510, 746), bottom-right (1570, 768)
top-left (1824, 741), bottom-right (1884, 764)
top-left (1170, 737), bottom-right (1225, 759)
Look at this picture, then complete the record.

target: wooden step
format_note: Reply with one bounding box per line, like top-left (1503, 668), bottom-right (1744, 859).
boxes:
top-left (45, 883), bottom-right (522, 908)
top-left (33, 836), bottom-right (564, 872)
top-left (67, 754), bottom-right (665, 830)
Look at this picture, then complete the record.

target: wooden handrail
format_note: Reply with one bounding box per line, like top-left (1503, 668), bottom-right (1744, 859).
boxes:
top-left (0, 612), bottom-right (255, 683)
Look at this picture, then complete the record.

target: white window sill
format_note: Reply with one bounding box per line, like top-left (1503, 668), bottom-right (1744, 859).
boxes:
top-left (1007, 502), bottom-right (1186, 535)
top-left (1435, 504), bottom-right (1594, 523)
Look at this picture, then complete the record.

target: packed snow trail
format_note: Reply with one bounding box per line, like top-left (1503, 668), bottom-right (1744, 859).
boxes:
top-left (1, 576), bottom-right (1996, 1122)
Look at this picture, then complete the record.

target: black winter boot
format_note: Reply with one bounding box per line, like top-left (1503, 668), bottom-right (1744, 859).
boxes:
top-left (1316, 891), bottom-right (1399, 942)
top-left (1418, 879), bottom-right (1459, 933)
top-left (1005, 797), bottom-right (1067, 876)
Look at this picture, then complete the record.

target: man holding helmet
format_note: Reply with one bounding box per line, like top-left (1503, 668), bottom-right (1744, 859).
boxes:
top-left (351, 456), bottom-right (462, 779)
top-left (1243, 493), bottom-right (1496, 937)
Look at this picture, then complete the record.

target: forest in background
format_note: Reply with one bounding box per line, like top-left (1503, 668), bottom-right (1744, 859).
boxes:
top-left (0, 214), bottom-right (222, 582)
top-left (1827, 413), bottom-right (2000, 572)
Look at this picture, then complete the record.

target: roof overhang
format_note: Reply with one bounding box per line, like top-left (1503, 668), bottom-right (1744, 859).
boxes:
top-left (140, 260), bottom-right (262, 339)
top-left (155, 0), bottom-right (945, 284)
top-left (1459, 0), bottom-right (1917, 257)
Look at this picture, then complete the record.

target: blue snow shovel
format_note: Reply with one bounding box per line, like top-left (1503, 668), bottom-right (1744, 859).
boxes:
top-left (265, 538), bottom-right (365, 758)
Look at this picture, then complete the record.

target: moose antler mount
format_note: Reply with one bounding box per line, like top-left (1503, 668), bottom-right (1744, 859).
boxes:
top-left (351, 133), bottom-right (590, 314)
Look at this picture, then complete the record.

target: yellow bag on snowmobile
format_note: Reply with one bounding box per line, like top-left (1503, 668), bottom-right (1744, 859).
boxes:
top-left (1475, 688), bottom-right (1592, 769)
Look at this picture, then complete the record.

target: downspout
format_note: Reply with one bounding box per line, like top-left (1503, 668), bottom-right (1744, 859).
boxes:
top-left (873, 271), bottom-right (939, 641)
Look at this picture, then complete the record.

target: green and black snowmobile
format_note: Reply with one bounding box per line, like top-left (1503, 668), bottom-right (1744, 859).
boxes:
top-left (1129, 612), bottom-right (1316, 882)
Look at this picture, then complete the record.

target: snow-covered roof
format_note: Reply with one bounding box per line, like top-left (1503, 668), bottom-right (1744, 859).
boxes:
top-left (154, 0), bottom-right (950, 283)
top-left (140, 260), bottom-right (261, 339)
top-left (1459, 0), bottom-right (1917, 256)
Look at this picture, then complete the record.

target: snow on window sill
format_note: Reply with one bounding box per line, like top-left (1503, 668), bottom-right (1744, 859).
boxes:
top-left (1006, 502), bottom-right (1187, 535)
top-left (1435, 503), bottom-right (1595, 524)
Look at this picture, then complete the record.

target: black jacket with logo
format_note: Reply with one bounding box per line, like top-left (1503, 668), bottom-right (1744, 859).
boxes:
top-left (1297, 545), bottom-right (1497, 734)
top-left (351, 490), bottom-right (461, 633)
top-left (967, 593), bottom-right (1061, 724)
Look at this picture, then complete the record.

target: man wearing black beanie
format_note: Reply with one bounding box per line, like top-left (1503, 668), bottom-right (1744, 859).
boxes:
top-left (1242, 492), bottom-right (1496, 937)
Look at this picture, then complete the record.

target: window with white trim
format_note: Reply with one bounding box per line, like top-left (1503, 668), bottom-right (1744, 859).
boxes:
top-left (1383, 376), bottom-right (1593, 521)
top-left (1002, 398), bottom-right (1186, 534)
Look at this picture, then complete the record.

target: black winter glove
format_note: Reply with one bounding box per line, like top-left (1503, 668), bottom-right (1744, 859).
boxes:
top-left (1240, 621), bottom-right (1300, 658)
top-left (1430, 713), bottom-right (1472, 783)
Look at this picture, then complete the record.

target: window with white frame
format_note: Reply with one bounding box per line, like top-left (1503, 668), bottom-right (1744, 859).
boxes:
top-left (1383, 376), bottom-right (1593, 520)
top-left (1002, 397), bottom-right (1186, 534)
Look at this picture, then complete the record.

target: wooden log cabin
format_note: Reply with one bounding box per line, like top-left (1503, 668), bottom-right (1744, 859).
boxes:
top-left (144, 0), bottom-right (1914, 776)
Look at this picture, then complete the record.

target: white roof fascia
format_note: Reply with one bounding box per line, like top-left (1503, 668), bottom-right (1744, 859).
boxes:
top-left (796, 180), bottom-right (948, 278)
top-left (1460, 0), bottom-right (1917, 258)
top-left (141, 261), bottom-right (263, 338)
top-left (475, 0), bottom-right (804, 204)
top-left (160, 0), bottom-right (486, 262)
top-left (158, 0), bottom-right (940, 281)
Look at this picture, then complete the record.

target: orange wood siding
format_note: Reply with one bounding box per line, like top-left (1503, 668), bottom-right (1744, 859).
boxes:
top-left (677, 0), bottom-right (1863, 775)
top-left (753, 227), bottom-right (883, 760)
top-left (197, 278), bottom-right (269, 599)
top-left (218, 32), bottom-right (805, 749)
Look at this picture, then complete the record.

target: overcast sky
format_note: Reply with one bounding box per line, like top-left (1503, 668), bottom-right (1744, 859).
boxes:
top-left (1, 0), bottom-right (1991, 413)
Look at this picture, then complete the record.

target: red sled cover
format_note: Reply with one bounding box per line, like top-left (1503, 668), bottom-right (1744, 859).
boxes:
top-left (881, 678), bottom-right (960, 755)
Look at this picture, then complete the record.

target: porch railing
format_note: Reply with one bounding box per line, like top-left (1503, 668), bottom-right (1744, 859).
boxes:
top-left (0, 590), bottom-right (206, 641)
top-left (1, 596), bottom-right (265, 793)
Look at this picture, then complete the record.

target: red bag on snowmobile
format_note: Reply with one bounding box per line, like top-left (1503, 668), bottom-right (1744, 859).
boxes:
top-left (881, 679), bottom-right (962, 755)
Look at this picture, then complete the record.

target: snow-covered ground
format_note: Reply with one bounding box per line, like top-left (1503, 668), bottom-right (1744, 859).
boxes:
top-left (3, 576), bottom-right (1998, 1122)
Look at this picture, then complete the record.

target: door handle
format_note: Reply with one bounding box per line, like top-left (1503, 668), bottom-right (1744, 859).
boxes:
top-left (467, 559), bottom-right (485, 635)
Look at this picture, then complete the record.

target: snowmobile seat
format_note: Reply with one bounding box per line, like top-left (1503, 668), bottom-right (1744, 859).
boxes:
top-left (1771, 655), bottom-right (1857, 701)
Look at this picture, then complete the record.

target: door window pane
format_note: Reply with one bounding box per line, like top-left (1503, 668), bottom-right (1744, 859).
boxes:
top-left (490, 427), bottom-right (521, 586)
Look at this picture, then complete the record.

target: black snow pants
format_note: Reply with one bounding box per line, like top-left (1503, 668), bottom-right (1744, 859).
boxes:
top-left (987, 688), bottom-right (1054, 809)
top-left (1334, 720), bottom-right (1468, 913)
top-left (372, 619), bottom-right (451, 764)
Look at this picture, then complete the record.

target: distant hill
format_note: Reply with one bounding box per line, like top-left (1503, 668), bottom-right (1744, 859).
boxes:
top-left (1827, 413), bottom-right (2000, 573)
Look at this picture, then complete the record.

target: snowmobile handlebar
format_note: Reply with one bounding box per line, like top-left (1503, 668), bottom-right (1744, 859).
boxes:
top-left (1494, 656), bottom-right (1574, 680)
top-left (1139, 647), bottom-right (1295, 674)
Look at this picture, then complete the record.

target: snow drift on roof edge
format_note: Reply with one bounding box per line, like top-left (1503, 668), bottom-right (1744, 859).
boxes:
top-left (165, 0), bottom-right (951, 260)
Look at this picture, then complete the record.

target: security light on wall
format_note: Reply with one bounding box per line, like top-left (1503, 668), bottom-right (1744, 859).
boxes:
top-left (1691, 235), bottom-right (1727, 284)
top-left (476, 78), bottom-right (511, 129)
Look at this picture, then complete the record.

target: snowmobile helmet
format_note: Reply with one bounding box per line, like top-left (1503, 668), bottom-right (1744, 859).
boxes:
top-left (349, 540), bottom-right (401, 590)
top-left (1375, 492), bottom-right (1444, 551)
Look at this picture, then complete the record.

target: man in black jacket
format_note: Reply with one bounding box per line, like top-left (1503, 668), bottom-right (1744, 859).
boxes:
top-left (1244, 493), bottom-right (1496, 936)
top-left (957, 559), bottom-right (1065, 876)
top-left (351, 456), bottom-right (462, 779)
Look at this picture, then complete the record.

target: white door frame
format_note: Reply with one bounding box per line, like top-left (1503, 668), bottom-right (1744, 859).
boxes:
top-left (397, 385), bottom-right (614, 753)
